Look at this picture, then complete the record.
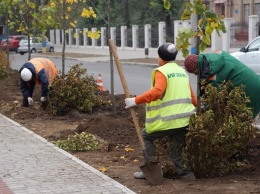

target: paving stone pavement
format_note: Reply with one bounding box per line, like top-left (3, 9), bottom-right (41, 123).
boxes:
top-left (0, 114), bottom-right (136, 194)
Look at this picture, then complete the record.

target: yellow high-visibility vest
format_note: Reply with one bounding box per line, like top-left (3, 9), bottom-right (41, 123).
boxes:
top-left (146, 62), bottom-right (195, 134)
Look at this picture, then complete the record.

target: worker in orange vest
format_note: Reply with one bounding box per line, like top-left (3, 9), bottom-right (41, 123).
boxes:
top-left (19, 58), bottom-right (58, 109)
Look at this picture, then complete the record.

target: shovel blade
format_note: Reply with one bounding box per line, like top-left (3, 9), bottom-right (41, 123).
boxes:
top-left (140, 161), bottom-right (163, 185)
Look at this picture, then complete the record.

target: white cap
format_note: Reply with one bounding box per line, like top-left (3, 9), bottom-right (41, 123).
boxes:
top-left (21, 68), bottom-right (32, 81)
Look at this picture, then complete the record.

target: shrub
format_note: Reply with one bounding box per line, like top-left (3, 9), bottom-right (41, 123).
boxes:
top-left (49, 63), bottom-right (102, 115)
top-left (183, 81), bottom-right (256, 178)
top-left (54, 132), bottom-right (108, 151)
top-left (0, 51), bottom-right (11, 78)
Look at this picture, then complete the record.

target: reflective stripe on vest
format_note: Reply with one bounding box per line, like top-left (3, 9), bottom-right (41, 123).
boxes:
top-left (146, 98), bottom-right (192, 111)
top-left (145, 62), bottom-right (195, 134)
top-left (146, 109), bottom-right (195, 123)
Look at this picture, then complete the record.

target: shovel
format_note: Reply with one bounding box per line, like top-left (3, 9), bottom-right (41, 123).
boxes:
top-left (108, 39), bottom-right (163, 185)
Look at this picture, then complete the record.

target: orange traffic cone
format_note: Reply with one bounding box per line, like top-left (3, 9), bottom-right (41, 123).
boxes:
top-left (97, 73), bottom-right (105, 91)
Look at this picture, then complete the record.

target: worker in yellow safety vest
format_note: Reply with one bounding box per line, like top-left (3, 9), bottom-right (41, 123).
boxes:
top-left (125, 43), bottom-right (196, 181)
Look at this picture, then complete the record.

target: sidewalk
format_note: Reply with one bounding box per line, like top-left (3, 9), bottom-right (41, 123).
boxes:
top-left (52, 45), bottom-right (240, 63)
top-left (0, 114), bottom-right (136, 194)
top-left (53, 46), bottom-right (161, 63)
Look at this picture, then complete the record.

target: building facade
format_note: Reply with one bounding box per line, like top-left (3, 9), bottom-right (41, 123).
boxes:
top-left (210, 0), bottom-right (260, 22)
top-left (208, 0), bottom-right (260, 41)
top-left (209, 0), bottom-right (260, 23)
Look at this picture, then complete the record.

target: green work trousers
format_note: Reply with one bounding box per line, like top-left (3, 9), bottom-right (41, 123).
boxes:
top-left (141, 125), bottom-right (191, 176)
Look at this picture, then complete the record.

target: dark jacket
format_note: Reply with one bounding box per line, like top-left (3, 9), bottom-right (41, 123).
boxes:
top-left (19, 62), bottom-right (49, 99)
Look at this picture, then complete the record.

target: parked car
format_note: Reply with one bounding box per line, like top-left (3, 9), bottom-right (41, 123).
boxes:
top-left (0, 35), bottom-right (26, 53)
top-left (230, 36), bottom-right (260, 75)
top-left (18, 37), bottom-right (55, 55)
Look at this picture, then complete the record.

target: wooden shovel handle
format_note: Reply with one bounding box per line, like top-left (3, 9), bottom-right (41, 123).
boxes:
top-left (108, 39), bottom-right (146, 150)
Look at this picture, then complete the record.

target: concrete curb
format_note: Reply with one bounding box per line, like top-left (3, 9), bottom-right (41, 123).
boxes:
top-left (0, 113), bottom-right (136, 194)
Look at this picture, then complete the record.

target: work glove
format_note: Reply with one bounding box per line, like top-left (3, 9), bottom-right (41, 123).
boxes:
top-left (40, 96), bottom-right (47, 102)
top-left (28, 97), bottom-right (34, 106)
top-left (40, 96), bottom-right (48, 110)
top-left (125, 97), bottom-right (136, 109)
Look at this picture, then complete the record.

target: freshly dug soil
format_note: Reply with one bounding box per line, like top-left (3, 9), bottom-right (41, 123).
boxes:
top-left (0, 61), bottom-right (260, 194)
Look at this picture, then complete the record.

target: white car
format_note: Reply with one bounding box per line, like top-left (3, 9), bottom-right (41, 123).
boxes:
top-left (18, 37), bottom-right (55, 55)
top-left (230, 36), bottom-right (260, 75)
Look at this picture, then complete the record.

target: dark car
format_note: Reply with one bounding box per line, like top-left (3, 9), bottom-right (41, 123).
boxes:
top-left (0, 35), bottom-right (26, 53)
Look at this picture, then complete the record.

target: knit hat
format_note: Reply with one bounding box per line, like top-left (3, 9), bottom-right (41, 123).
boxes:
top-left (158, 43), bottom-right (178, 61)
top-left (184, 54), bottom-right (198, 73)
top-left (21, 68), bottom-right (32, 81)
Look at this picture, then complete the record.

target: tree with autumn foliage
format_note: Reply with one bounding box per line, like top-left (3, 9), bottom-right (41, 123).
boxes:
top-left (163, 0), bottom-right (226, 57)
top-left (0, 0), bottom-right (53, 61)
top-left (47, 0), bottom-right (100, 75)
top-left (0, 0), bottom-right (99, 74)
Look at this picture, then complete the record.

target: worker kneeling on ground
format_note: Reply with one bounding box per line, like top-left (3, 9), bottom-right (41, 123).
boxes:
top-left (125, 43), bottom-right (197, 181)
top-left (19, 58), bottom-right (57, 109)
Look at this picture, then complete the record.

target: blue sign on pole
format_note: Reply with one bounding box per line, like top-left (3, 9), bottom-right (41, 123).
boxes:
top-left (191, 47), bottom-right (197, 54)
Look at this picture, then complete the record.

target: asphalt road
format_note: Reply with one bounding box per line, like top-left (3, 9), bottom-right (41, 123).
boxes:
top-left (10, 52), bottom-right (198, 95)
top-left (10, 53), bottom-right (156, 95)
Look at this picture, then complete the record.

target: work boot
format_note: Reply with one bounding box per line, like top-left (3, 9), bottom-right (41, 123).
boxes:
top-left (41, 101), bottom-right (48, 110)
top-left (133, 171), bottom-right (146, 179)
top-left (22, 98), bottom-right (29, 107)
top-left (181, 173), bottom-right (196, 181)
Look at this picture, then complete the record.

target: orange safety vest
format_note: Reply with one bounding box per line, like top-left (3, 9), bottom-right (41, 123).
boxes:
top-left (29, 58), bottom-right (57, 85)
